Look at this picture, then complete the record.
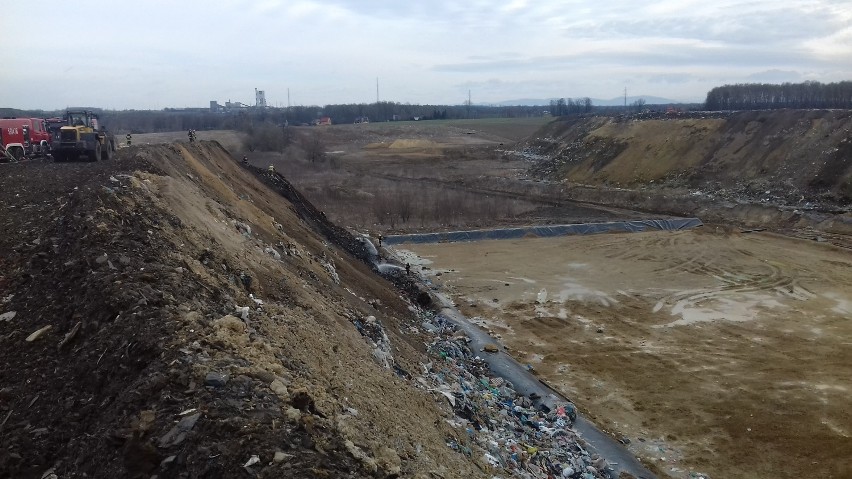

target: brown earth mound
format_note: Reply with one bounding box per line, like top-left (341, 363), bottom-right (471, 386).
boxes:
top-left (0, 142), bottom-right (488, 478)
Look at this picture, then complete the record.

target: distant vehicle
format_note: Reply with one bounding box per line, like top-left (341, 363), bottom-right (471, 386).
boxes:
top-left (45, 117), bottom-right (66, 142)
top-left (0, 118), bottom-right (51, 156)
top-left (53, 110), bottom-right (116, 162)
top-left (354, 116), bottom-right (370, 124)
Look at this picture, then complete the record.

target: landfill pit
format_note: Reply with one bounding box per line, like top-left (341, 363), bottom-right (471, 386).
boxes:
top-left (393, 227), bottom-right (852, 479)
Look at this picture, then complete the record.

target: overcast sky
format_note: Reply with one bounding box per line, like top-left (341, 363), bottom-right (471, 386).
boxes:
top-left (1, 0), bottom-right (850, 110)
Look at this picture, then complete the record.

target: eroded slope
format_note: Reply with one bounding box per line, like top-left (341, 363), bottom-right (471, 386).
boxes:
top-left (526, 110), bottom-right (852, 206)
top-left (0, 142), bottom-right (487, 478)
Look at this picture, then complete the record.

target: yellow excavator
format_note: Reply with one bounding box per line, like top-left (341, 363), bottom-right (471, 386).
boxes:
top-left (53, 109), bottom-right (116, 162)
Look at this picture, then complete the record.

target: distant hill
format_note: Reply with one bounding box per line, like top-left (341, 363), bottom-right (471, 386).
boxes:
top-left (488, 96), bottom-right (684, 107)
top-left (592, 95), bottom-right (685, 107)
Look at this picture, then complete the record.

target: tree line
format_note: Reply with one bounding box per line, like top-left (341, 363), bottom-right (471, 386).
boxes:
top-left (705, 81), bottom-right (852, 110)
top-left (273, 102), bottom-right (556, 124)
top-left (548, 97), bottom-right (593, 116)
top-left (1, 101), bottom-right (553, 134)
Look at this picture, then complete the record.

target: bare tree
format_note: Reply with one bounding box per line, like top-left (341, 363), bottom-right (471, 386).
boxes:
top-left (395, 188), bottom-right (415, 224)
top-left (372, 192), bottom-right (394, 227)
top-left (302, 133), bottom-right (326, 163)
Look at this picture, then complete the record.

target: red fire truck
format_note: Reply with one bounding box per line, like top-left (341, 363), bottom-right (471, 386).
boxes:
top-left (0, 118), bottom-right (52, 156)
top-left (0, 126), bottom-right (26, 161)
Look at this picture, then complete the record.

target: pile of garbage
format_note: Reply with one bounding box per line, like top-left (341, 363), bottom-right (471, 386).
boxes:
top-left (416, 313), bottom-right (614, 479)
top-left (348, 314), bottom-right (395, 370)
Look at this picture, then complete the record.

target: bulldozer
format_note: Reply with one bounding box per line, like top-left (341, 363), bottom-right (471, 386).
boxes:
top-left (53, 110), bottom-right (116, 162)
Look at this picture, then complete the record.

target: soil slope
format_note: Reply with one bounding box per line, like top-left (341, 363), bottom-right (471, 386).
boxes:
top-left (525, 110), bottom-right (852, 206)
top-left (0, 142), bottom-right (490, 478)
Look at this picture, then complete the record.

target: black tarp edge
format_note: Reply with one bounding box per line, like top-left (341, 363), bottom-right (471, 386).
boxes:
top-left (384, 218), bottom-right (703, 245)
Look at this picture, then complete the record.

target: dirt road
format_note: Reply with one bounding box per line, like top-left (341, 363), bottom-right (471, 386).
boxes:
top-left (394, 228), bottom-right (852, 479)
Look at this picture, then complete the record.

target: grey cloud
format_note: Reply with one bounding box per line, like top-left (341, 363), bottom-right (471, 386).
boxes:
top-left (746, 69), bottom-right (804, 82)
top-left (1, 0), bottom-right (848, 109)
top-left (564, 5), bottom-right (843, 46)
top-left (433, 42), bottom-right (829, 74)
top-left (466, 52), bottom-right (524, 61)
top-left (647, 73), bottom-right (697, 84)
top-left (316, 0), bottom-right (543, 29)
top-left (433, 55), bottom-right (584, 73)
top-left (316, 0), bottom-right (455, 20)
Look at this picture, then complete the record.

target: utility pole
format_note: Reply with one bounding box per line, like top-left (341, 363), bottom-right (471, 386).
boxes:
top-left (468, 89), bottom-right (471, 119)
top-left (376, 77), bottom-right (379, 103)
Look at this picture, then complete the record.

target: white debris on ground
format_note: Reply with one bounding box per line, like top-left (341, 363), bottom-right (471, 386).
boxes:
top-left (320, 257), bottom-right (340, 284)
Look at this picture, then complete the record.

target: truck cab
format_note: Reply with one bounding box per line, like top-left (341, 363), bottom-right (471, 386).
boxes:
top-left (27, 118), bottom-right (52, 155)
top-left (45, 117), bottom-right (65, 143)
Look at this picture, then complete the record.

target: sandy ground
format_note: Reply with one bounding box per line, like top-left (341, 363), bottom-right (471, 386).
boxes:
top-left (393, 228), bottom-right (852, 479)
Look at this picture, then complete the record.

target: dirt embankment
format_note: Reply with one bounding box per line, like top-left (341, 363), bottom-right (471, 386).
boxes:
top-left (524, 110), bottom-right (852, 208)
top-left (0, 142), bottom-right (490, 478)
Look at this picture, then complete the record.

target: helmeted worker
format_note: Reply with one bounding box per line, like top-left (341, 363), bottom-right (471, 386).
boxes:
top-left (268, 165), bottom-right (275, 174)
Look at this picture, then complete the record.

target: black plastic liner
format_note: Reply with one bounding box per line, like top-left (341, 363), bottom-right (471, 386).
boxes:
top-left (385, 218), bottom-right (703, 245)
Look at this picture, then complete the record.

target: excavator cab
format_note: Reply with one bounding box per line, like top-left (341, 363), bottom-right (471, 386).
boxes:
top-left (67, 111), bottom-right (93, 129)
